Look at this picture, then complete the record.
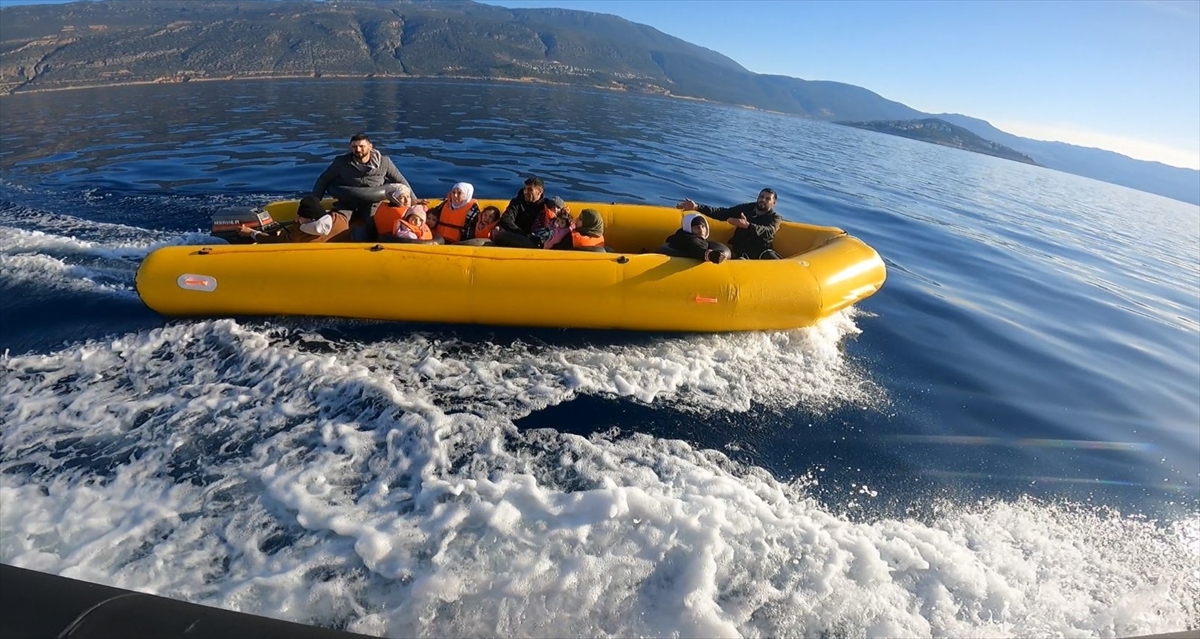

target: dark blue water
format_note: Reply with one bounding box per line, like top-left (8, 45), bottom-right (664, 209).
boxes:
top-left (1, 79), bottom-right (1197, 637)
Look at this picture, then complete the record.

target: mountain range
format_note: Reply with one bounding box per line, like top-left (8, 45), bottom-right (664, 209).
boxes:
top-left (1, 0), bottom-right (1196, 205)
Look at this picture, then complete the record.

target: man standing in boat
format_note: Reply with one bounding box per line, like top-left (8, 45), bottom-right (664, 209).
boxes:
top-left (312, 133), bottom-right (413, 241)
top-left (677, 188), bottom-right (782, 259)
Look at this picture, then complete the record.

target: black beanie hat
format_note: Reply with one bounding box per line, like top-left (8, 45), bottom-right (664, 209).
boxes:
top-left (296, 196), bottom-right (326, 220)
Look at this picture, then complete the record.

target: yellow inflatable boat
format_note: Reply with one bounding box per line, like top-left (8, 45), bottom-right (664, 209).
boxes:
top-left (136, 200), bottom-right (886, 332)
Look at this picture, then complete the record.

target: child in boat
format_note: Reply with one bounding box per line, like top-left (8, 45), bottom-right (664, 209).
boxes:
top-left (376, 184), bottom-right (436, 242)
top-left (426, 208), bottom-right (441, 240)
top-left (661, 213), bottom-right (729, 263)
top-left (475, 205), bottom-right (501, 240)
top-left (545, 208), bottom-right (606, 252)
top-left (390, 205), bottom-right (433, 241)
top-left (541, 208), bottom-right (574, 249)
top-left (530, 196), bottom-right (568, 248)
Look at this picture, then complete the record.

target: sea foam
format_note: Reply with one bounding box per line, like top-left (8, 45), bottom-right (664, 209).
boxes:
top-left (2, 319), bottom-right (1196, 638)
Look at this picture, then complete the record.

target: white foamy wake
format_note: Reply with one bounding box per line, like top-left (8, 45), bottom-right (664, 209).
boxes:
top-left (0, 220), bottom-right (219, 298)
top-left (1, 320), bottom-right (1196, 638)
top-left (328, 308), bottom-right (877, 416)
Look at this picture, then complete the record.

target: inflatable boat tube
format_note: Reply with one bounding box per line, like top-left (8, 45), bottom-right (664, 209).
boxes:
top-left (0, 563), bottom-right (372, 639)
top-left (328, 184), bottom-right (388, 206)
top-left (378, 235), bottom-right (446, 245)
top-left (137, 199), bottom-right (888, 332)
top-left (4, 563), bottom-right (1194, 639)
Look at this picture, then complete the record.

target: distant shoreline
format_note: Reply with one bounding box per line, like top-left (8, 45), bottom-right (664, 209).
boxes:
top-left (0, 73), bottom-right (575, 96)
top-left (0, 72), bottom-right (762, 121)
top-left (0, 72), bottom-right (708, 100)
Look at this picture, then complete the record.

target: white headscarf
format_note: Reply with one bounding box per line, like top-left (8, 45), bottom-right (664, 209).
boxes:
top-left (682, 212), bottom-right (708, 234)
top-left (450, 182), bottom-right (474, 205)
top-left (385, 182), bottom-right (413, 206)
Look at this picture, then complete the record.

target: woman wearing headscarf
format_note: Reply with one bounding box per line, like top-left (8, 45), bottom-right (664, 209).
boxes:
top-left (373, 183), bottom-right (436, 242)
top-left (545, 208), bottom-right (607, 252)
top-left (428, 182), bottom-right (480, 243)
top-left (375, 183), bottom-right (419, 239)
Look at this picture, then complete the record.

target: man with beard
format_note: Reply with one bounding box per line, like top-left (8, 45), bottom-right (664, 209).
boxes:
top-left (676, 188), bottom-right (782, 259)
top-left (312, 133), bottom-right (413, 241)
top-left (493, 176), bottom-right (563, 249)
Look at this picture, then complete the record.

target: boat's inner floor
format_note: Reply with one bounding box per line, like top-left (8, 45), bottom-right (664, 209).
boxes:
top-left (257, 198), bottom-right (847, 260)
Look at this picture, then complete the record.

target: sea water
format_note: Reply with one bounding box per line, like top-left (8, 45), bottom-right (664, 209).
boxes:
top-left (1, 79), bottom-right (1197, 637)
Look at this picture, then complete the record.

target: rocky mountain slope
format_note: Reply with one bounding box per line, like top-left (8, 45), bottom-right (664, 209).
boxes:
top-left (838, 118), bottom-right (1038, 165)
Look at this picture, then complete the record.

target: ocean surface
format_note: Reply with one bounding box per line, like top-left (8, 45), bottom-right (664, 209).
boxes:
top-left (1, 79), bottom-right (1197, 638)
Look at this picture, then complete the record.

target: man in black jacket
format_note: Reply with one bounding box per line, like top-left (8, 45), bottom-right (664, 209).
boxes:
top-left (676, 188), bottom-right (782, 259)
top-left (494, 176), bottom-right (559, 248)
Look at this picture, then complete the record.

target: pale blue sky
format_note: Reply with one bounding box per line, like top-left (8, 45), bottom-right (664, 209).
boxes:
top-left (4, 0), bottom-right (1198, 168)
top-left (480, 0), bottom-right (1200, 170)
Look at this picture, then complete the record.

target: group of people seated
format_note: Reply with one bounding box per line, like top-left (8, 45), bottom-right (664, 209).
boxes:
top-left (238, 133), bottom-right (783, 261)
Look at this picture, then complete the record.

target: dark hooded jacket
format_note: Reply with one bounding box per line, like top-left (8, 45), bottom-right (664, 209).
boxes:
top-left (663, 213), bottom-right (727, 263)
top-left (695, 201), bottom-right (781, 258)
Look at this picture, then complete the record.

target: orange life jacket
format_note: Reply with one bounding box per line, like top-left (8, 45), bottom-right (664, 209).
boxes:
top-left (571, 232), bottom-right (604, 248)
top-left (374, 203), bottom-right (409, 237)
top-left (539, 204), bottom-right (558, 230)
top-left (475, 218), bottom-right (499, 240)
top-left (433, 199), bottom-right (478, 243)
top-left (395, 217), bottom-right (433, 241)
